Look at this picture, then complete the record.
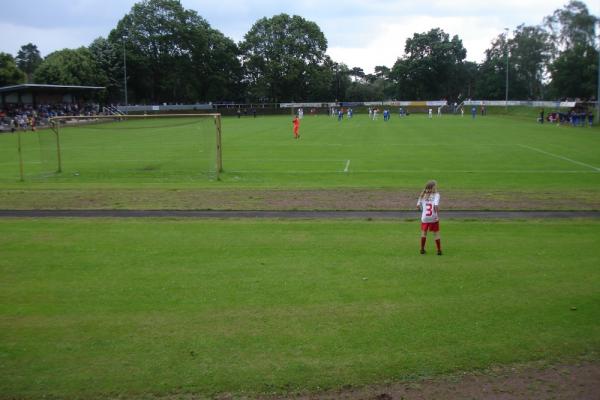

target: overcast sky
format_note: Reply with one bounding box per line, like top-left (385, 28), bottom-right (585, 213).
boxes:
top-left (1, 0), bottom-right (598, 74)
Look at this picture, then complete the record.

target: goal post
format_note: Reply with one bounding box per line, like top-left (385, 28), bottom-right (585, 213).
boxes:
top-left (22, 113), bottom-right (223, 182)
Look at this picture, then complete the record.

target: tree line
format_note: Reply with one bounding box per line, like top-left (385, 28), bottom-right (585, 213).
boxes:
top-left (0, 0), bottom-right (597, 104)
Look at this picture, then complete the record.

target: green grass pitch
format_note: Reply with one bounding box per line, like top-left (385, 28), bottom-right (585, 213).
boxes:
top-left (1, 218), bottom-right (599, 398)
top-left (1, 111), bottom-right (599, 398)
top-left (1, 112), bottom-right (599, 191)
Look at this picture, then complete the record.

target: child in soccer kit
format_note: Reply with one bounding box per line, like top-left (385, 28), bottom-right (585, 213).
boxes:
top-left (416, 180), bottom-right (442, 255)
top-left (292, 115), bottom-right (300, 139)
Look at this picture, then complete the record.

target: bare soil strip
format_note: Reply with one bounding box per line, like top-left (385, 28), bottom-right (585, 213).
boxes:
top-left (137, 360), bottom-right (600, 400)
top-left (1, 189), bottom-right (599, 211)
top-left (1, 209), bottom-right (599, 219)
top-left (259, 361), bottom-right (600, 400)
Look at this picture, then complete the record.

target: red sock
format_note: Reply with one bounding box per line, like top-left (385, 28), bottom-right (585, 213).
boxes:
top-left (420, 237), bottom-right (426, 250)
top-left (435, 239), bottom-right (441, 252)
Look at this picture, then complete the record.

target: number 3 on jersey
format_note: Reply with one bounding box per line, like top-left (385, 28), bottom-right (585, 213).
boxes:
top-left (425, 203), bottom-right (433, 217)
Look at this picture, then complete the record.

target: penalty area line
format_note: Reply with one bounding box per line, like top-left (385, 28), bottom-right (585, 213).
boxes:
top-left (344, 160), bottom-right (351, 173)
top-left (518, 144), bottom-right (600, 172)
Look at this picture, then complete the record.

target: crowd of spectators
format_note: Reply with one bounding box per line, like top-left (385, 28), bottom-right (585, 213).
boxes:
top-left (0, 103), bottom-right (101, 132)
top-left (543, 109), bottom-right (594, 127)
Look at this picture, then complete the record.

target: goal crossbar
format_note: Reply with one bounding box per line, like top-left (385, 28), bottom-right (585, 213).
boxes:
top-left (38, 113), bottom-right (223, 181)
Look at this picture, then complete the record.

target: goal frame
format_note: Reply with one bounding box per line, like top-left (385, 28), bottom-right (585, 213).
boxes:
top-left (19, 113), bottom-right (223, 181)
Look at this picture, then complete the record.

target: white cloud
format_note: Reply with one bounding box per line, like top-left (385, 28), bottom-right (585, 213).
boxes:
top-left (0, 23), bottom-right (104, 57)
top-left (327, 15), bottom-right (507, 72)
top-left (0, 0), bottom-right (598, 73)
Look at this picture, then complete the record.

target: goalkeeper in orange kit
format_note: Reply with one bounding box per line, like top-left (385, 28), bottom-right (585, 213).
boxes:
top-left (292, 115), bottom-right (300, 139)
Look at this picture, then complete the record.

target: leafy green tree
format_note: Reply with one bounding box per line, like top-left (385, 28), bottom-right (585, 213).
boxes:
top-left (544, 1), bottom-right (598, 99)
top-left (33, 47), bottom-right (105, 86)
top-left (88, 37), bottom-right (122, 101)
top-left (476, 33), bottom-right (515, 100)
top-left (304, 62), bottom-right (335, 101)
top-left (330, 62), bottom-right (352, 101)
top-left (390, 28), bottom-right (467, 100)
top-left (374, 65), bottom-right (394, 99)
top-left (240, 13), bottom-right (328, 102)
top-left (508, 24), bottom-right (552, 99)
top-left (15, 43), bottom-right (42, 83)
top-left (548, 44), bottom-right (598, 99)
top-left (0, 52), bottom-right (26, 86)
top-left (108, 0), bottom-right (241, 103)
top-left (453, 61), bottom-right (478, 101)
top-left (349, 67), bottom-right (366, 82)
top-left (345, 80), bottom-right (384, 101)
top-left (476, 28), bottom-right (548, 100)
top-left (203, 29), bottom-right (244, 101)
top-left (544, 0), bottom-right (598, 52)
top-left (374, 66), bottom-right (390, 80)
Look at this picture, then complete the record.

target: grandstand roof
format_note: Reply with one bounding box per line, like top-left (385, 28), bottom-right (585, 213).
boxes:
top-left (0, 84), bottom-right (105, 93)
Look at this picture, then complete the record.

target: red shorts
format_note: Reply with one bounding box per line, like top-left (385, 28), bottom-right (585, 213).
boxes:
top-left (421, 221), bottom-right (440, 232)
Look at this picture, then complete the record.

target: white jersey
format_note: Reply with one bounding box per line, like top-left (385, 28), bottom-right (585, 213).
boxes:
top-left (417, 193), bottom-right (440, 223)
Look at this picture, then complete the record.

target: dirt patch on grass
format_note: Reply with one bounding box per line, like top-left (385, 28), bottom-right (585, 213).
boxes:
top-left (1, 189), bottom-right (599, 210)
top-left (256, 361), bottom-right (600, 400)
top-left (134, 360), bottom-right (600, 399)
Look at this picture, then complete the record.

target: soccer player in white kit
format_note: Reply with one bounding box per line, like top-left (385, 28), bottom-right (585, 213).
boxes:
top-left (416, 180), bottom-right (442, 255)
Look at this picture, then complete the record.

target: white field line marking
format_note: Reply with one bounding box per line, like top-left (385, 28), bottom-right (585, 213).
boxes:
top-left (518, 144), bottom-right (600, 172)
top-left (0, 161), bottom-right (42, 165)
top-left (226, 169), bottom-right (596, 175)
top-left (0, 158), bottom-right (345, 166)
top-left (226, 143), bottom-right (516, 148)
top-left (0, 158), bottom-right (204, 165)
top-left (344, 160), bottom-right (351, 173)
top-left (242, 158), bottom-right (347, 163)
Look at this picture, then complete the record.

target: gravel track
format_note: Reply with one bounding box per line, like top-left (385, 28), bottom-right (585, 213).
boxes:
top-left (1, 210), bottom-right (599, 219)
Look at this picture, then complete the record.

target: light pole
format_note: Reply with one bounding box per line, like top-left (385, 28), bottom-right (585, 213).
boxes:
top-left (596, 21), bottom-right (599, 124)
top-left (505, 28), bottom-right (509, 110)
top-left (123, 34), bottom-right (128, 108)
top-left (334, 63), bottom-right (340, 102)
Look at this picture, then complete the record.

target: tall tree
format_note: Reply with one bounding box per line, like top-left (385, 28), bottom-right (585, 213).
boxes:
top-left (240, 13), bottom-right (328, 102)
top-left (475, 34), bottom-right (510, 100)
top-left (548, 44), bottom-right (598, 99)
top-left (0, 52), bottom-right (26, 86)
top-left (390, 28), bottom-right (467, 100)
top-left (508, 24), bottom-right (552, 99)
top-left (544, 1), bottom-right (598, 99)
top-left (544, 0), bottom-right (598, 52)
top-left (374, 65), bottom-right (393, 99)
top-left (345, 79), bottom-right (385, 101)
top-left (374, 66), bottom-right (390, 80)
top-left (88, 37), bottom-right (121, 102)
top-left (304, 56), bottom-right (336, 101)
top-left (108, 0), bottom-right (241, 103)
top-left (330, 62), bottom-right (352, 101)
top-left (33, 47), bottom-right (106, 86)
top-left (349, 67), bottom-right (365, 82)
top-left (15, 43), bottom-right (42, 83)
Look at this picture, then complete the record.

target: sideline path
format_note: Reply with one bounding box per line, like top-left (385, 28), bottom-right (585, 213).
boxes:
top-left (1, 210), bottom-right (599, 219)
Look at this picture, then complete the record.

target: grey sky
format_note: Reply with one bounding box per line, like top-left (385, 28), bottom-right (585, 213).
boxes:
top-left (1, 0), bottom-right (598, 73)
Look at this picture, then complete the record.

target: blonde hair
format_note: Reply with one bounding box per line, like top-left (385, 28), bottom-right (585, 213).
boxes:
top-left (419, 180), bottom-right (438, 201)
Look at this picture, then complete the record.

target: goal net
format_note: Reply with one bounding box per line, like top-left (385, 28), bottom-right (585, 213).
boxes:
top-left (19, 114), bottom-right (222, 182)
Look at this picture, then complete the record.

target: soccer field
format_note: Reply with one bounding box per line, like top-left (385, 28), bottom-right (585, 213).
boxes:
top-left (1, 218), bottom-right (599, 398)
top-left (221, 113), bottom-right (600, 190)
top-left (1, 113), bottom-right (599, 189)
top-left (1, 112), bottom-right (599, 398)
